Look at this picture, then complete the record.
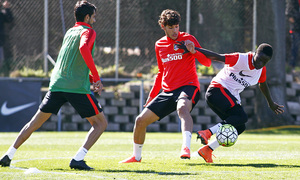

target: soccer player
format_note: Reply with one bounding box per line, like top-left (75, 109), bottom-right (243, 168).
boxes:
top-left (177, 42), bottom-right (284, 163)
top-left (119, 9), bottom-right (211, 163)
top-left (0, 1), bottom-right (107, 170)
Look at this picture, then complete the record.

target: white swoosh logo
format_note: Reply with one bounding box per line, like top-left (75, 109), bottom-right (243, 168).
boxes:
top-left (1, 101), bottom-right (37, 116)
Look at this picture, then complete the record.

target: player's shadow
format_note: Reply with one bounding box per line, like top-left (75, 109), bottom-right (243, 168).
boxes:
top-left (97, 169), bottom-right (195, 176)
top-left (55, 168), bottom-right (195, 176)
top-left (189, 163), bottom-right (300, 168)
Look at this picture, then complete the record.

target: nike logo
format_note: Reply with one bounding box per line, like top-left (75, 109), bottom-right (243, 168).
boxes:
top-left (1, 101), bottom-right (37, 116)
top-left (239, 70), bottom-right (251, 77)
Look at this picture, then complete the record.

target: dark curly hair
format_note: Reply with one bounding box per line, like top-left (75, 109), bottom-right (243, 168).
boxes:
top-left (74, 1), bottom-right (97, 22)
top-left (257, 43), bottom-right (273, 59)
top-left (158, 9), bottom-right (181, 27)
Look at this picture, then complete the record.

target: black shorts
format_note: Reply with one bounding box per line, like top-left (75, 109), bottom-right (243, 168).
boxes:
top-left (147, 85), bottom-right (200, 119)
top-left (205, 86), bottom-right (240, 120)
top-left (39, 91), bottom-right (103, 118)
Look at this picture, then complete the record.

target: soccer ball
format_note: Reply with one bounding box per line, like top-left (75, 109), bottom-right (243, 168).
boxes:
top-left (216, 124), bottom-right (238, 147)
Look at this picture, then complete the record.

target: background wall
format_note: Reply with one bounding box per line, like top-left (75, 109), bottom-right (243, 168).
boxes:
top-left (39, 74), bottom-right (300, 132)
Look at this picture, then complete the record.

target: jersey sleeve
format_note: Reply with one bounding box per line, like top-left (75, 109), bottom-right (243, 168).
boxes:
top-left (193, 51), bottom-right (211, 67)
top-left (225, 53), bottom-right (239, 67)
top-left (190, 36), bottom-right (211, 67)
top-left (148, 44), bottom-right (163, 99)
top-left (79, 28), bottom-right (100, 83)
top-left (258, 66), bottom-right (267, 83)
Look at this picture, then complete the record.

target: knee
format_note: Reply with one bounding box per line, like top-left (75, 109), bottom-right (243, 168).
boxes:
top-left (177, 104), bottom-right (190, 118)
top-left (134, 115), bottom-right (149, 129)
top-left (135, 115), bottom-right (144, 128)
top-left (235, 124), bottom-right (246, 135)
top-left (239, 111), bottom-right (248, 124)
top-left (91, 116), bottom-right (108, 130)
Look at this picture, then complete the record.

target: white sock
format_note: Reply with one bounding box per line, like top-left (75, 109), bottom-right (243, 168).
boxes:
top-left (208, 139), bottom-right (220, 150)
top-left (182, 131), bottom-right (192, 150)
top-left (5, 146), bottom-right (17, 160)
top-left (73, 147), bottom-right (88, 161)
top-left (133, 143), bottom-right (143, 161)
top-left (209, 123), bottom-right (223, 135)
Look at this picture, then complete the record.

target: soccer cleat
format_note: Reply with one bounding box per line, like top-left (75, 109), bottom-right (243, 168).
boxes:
top-left (197, 145), bottom-right (214, 163)
top-left (119, 156), bottom-right (141, 163)
top-left (180, 146), bottom-right (191, 159)
top-left (69, 159), bottom-right (94, 170)
top-left (196, 129), bottom-right (212, 145)
top-left (0, 155), bottom-right (11, 167)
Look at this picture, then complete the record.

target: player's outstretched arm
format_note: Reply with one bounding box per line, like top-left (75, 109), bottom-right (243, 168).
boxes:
top-left (176, 41), bottom-right (225, 62)
top-left (259, 82), bottom-right (284, 114)
top-left (195, 47), bottom-right (225, 63)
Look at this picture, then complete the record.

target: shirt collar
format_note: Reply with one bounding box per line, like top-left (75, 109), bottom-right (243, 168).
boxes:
top-left (166, 31), bottom-right (182, 42)
top-left (74, 22), bottom-right (92, 28)
top-left (249, 53), bottom-right (255, 70)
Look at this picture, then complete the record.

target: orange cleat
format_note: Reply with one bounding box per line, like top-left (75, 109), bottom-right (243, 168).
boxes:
top-left (180, 146), bottom-right (191, 159)
top-left (197, 145), bottom-right (214, 163)
top-left (196, 129), bottom-right (212, 145)
top-left (119, 156), bottom-right (141, 163)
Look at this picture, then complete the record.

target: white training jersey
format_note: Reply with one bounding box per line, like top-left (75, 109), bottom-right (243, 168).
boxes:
top-left (210, 52), bottom-right (266, 104)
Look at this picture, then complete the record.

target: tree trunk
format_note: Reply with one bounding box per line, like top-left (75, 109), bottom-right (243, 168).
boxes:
top-left (254, 0), bottom-right (294, 128)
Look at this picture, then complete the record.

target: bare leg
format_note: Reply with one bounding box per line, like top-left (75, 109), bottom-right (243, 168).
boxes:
top-left (177, 98), bottom-right (193, 158)
top-left (177, 98), bottom-right (193, 133)
top-left (133, 108), bottom-right (159, 144)
top-left (13, 110), bottom-right (51, 149)
top-left (70, 112), bottom-right (107, 170)
top-left (83, 112), bottom-right (107, 150)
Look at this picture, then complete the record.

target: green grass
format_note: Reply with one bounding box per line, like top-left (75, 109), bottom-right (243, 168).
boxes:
top-left (0, 129), bottom-right (299, 180)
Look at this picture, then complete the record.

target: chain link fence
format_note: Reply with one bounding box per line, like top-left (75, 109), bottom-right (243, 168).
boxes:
top-left (1, 0), bottom-right (257, 77)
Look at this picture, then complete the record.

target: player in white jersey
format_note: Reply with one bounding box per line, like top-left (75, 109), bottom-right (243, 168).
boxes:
top-left (177, 42), bottom-right (284, 163)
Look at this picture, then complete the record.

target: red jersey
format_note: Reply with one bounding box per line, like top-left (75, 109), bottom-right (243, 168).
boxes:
top-left (149, 32), bottom-right (211, 99)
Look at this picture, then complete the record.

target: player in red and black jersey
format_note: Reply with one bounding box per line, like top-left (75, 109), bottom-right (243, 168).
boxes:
top-left (119, 9), bottom-right (211, 163)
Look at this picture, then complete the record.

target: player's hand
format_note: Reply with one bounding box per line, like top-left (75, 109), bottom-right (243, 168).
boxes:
top-left (184, 40), bottom-right (196, 54)
top-left (176, 41), bottom-right (189, 54)
top-left (176, 41), bottom-right (201, 55)
top-left (269, 102), bottom-right (284, 114)
top-left (93, 80), bottom-right (103, 96)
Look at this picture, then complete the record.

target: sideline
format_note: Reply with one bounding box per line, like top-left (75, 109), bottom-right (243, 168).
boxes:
top-left (246, 125), bottom-right (300, 132)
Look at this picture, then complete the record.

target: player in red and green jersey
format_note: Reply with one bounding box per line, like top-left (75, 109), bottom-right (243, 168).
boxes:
top-left (119, 9), bottom-right (211, 163)
top-left (0, 1), bottom-right (107, 170)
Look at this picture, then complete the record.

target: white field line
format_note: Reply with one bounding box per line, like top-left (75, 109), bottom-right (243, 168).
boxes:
top-left (9, 157), bottom-right (126, 180)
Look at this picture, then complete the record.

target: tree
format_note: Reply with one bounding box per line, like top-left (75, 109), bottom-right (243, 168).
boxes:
top-left (255, 0), bottom-right (294, 127)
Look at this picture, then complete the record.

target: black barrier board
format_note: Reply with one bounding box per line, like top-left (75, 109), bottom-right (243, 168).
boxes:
top-left (0, 80), bottom-right (41, 131)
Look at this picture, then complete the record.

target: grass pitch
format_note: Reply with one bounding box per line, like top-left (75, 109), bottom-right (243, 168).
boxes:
top-left (0, 127), bottom-right (299, 180)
